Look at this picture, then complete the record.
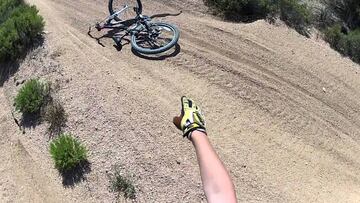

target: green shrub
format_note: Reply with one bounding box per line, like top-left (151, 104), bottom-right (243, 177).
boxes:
top-left (324, 24), bottom-right (342, 46)
top-left (0, 1), bottom-right (44, 63)
top-left (205, 0), bottom-right (275, 21)
top-left (0, 0), bottom-right (23, 24)
top-left (110, 167), bottom-right (136, 199)
top-left (279, 0), bottom-right (312, 35)
top-left (323, 0), bottom-right (360, 30)
top-left (204, 0), bottom-right (312, 35)
top-left (50, 133), bottom-right (87, 172)
top-left (316, 7), bottom-right (337, 29)
top-left (346, 30), bottom-right (360, 61)
top-left (325, 25), bottom-right (360, 62)
top-left (14, 79), bottom-right (48, 114)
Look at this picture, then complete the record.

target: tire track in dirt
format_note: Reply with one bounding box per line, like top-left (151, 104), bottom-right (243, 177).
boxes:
top-left (176, 32), bottom-right (359, 140)
top-left (179, 27), bottom-right (360, 132)
top-left (170, 44), bottom-right (360, 174)
top-left (4, 0), bottom-right (360, 202)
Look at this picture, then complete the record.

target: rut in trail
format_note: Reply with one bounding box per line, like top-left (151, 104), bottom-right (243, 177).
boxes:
top-left (1, 0), bottom-right (360, 202)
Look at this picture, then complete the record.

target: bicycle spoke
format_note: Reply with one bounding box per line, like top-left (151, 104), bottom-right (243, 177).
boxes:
top-left (133, 24), bottom-right (177, 52)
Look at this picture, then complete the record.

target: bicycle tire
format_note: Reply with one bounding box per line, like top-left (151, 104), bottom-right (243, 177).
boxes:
top-left (108, 0), bottom-right (142, 21)
top-left (131, 22), bottom-right (180, 55)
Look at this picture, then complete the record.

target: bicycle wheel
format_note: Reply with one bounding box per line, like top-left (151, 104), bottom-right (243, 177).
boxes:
top-left (131, 22), bottom-right (180, 54)
top-left (108, 0), bottom-right (141, 22)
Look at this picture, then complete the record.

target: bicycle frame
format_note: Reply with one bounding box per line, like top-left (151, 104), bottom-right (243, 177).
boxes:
top-left (88, 0), bottom-right (180, 54)
top-left (94, 0), bottom-right (145, 32)
top-left (135, 0), bottom-right (143, 15)
top-left (109, 5), bottom-right (129, 22)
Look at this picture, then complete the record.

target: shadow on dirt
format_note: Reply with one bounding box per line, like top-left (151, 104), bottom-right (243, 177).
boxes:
top-left (61, 160), bottom-right (92, 187)
top-left (19, 111), bottom-right (42, 130)
top-left (88, 27), bottom-right (129, 48)
top-left (0, 37), bottom-right (44, 87)
top-left (131, 43), bottom-right (181, 60)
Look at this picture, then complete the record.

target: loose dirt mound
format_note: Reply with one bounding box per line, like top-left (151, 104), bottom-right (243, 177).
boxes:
top-left (1, 0), bottom-right (360, 202)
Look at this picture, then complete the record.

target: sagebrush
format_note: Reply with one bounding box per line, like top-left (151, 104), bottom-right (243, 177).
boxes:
top-left (322, 0), bottom-right (360, 63)
top-left (110, 167), bottom-right (136, 199)
top-left (278, 0), bottom-right (312, 35)
top-left (323, 0), bottom-right (360, 30)
top-left (0, 0), bottom-right (22, 24)
top-left (205, 0), bottom-right (274, 21)
top-left (204, 0), bottom-right (312, 35)
top-left (0, 0), bottom-right (44, 63)
top-left (44, 101), bottom-right (67, 135)
top-left (325, 25), bottom-right (360, 62)
top-left (50, 133), bottom-right (87, 172)
top-left (14, 79), bottom-right (48, 114)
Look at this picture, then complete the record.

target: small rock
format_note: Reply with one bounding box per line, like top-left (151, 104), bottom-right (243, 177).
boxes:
top-left (176, 160), bottom-right (181, 165)
top-left (322, 87), bottom-right (327, 93)
top-left (226, 83), bottom-right (233, 88)
top-left (15, 80), bottom-right (25, 86)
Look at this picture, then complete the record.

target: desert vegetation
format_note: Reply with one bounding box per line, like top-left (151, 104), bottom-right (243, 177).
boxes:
top-left (14, 79), bottom-right (48, 114)
top-left (50, 133), bottom-right (88, 172)
top-left (204, 0), bottom-right (360, 63)
top-left (109, 166), bottom-right (136, 199)
top-left (322, 0), bottom-right (360, 63)
top-left (204, 0), bottom-right (312, 35)
top-left (44, 100), bottom-right (67, 135)
top-left (0, 0), bottom-right (44, 63)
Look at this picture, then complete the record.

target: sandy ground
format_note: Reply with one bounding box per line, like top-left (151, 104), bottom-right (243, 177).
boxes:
top-left (1, 0), bottom-right (360, 202)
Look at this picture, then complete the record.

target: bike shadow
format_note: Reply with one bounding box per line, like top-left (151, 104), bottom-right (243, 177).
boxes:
top-left (87, 28), bottom-right (128, 48)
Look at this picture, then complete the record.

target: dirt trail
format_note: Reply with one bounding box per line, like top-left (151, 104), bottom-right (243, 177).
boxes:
top-left (1, 0), bottom-right (360, 202)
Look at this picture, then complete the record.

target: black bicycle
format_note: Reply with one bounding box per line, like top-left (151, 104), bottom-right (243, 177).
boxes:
top-left (90, 0), bottom-right (180, 54)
